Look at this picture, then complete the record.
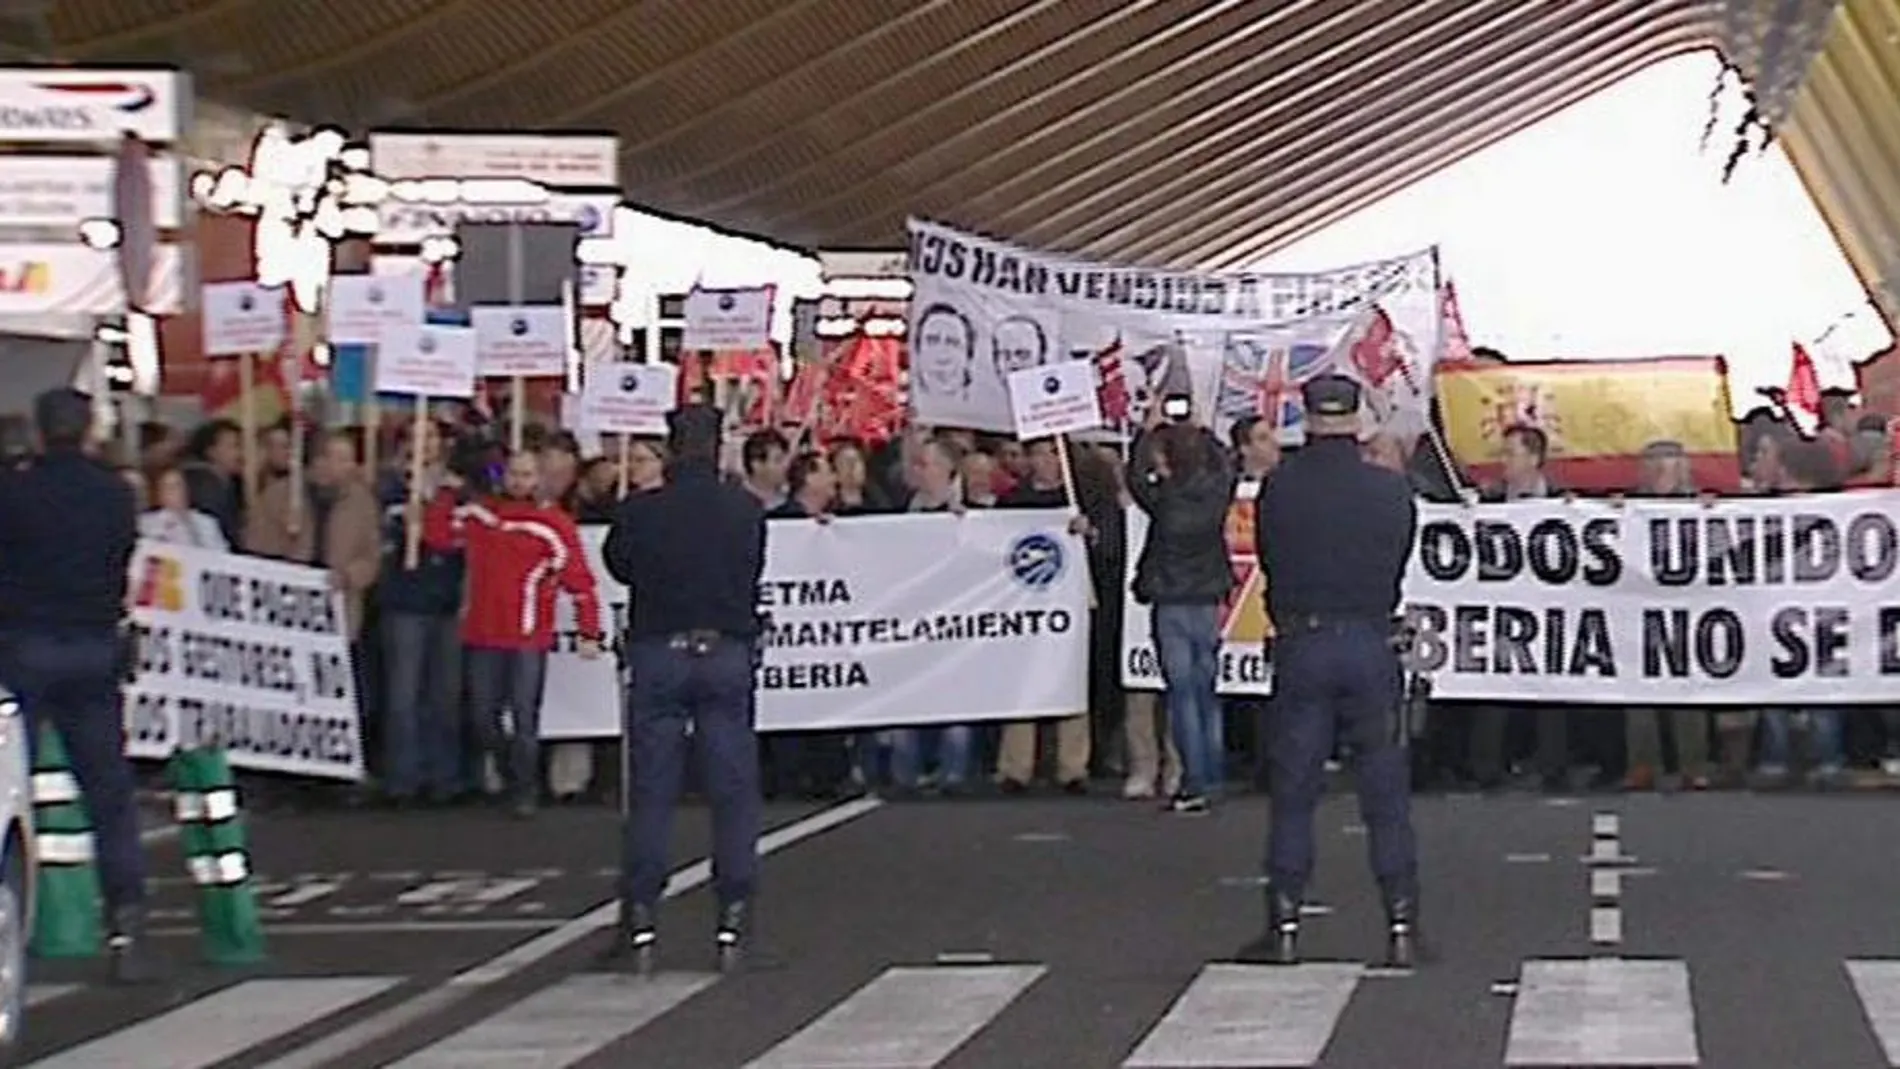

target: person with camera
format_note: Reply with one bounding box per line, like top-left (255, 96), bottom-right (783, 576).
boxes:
top-left (1128, 392), bottom-right (1235, 815)
top-left (602, 405), bottom-right (768, 974)
top-left (1252, 376), bottom-right (1421, 968)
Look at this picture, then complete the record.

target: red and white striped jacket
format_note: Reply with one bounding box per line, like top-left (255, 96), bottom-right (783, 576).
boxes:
top-left (423, 492), bottom-right (603, 652)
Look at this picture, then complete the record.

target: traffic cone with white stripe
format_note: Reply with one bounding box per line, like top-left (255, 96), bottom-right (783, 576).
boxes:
top-left (170, 748), bottom-right (266, 965)
top-left (29, 724), bottom-right (102, 958)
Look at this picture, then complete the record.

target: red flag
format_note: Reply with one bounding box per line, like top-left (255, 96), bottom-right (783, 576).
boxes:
top-left (1349, 306), bottom-right (1404, 387)
top-left (1439, 279), bottom-right (1475, 364)
top-left (1094, 335), bottom-right (1130, 425)
top-left (1787, 342), bottom-right (1823, 420)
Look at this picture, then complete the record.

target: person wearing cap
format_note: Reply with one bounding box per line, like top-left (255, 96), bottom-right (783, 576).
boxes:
top-left (0, 389), bottom-right (156, 982)
top-left (602, 403), bottom-right (768, 974)
top-left (1251, 374), bottom-right (1421, 968)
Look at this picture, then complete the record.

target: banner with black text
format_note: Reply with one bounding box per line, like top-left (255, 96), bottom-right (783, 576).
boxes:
top-left (123, 542), bottom-right (366, 780)
top-left (541, 511), bottom-right (1092, 735)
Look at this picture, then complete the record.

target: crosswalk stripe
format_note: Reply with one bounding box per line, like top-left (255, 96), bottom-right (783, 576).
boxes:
top-left (385, 972), bottom-right (716, 1068)
top-left (25, 977), bottom-right (401, 1069)
top-left (1122, 963), bottom-right (1361, 1068)
top-left (1503, 959), bottom-right (1700, 1067)
top-left (744, 965), bottom-right (1045, 1069)
top-left (24, 985), bottom-right (78, 1008)
top-left (1846, 960), bottom-right (1900, 1066)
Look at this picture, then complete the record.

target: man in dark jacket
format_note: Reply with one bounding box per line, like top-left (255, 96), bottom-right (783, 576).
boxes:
top-left (1129, 406), bottom-right (1235, 813)
top-left (0, 389), bottom-right (156, 982)
top-left (180, 418), bottom-right (246, 548)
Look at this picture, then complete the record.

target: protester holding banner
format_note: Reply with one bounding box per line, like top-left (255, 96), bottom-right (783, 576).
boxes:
top-left (1128, 407), bottom-right (1234, 814)
top-left (889, 435), bottom-right (977, 793)
top-left (139, 465), bottom-right (230, 551)
top-left (1621, 441), bottom-right (1714, 791)
top-left (425, 450), bottom-right (604, 818)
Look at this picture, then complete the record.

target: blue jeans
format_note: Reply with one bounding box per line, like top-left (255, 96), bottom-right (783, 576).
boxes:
top-left (380, 612), bottom-right (465, 798)
top-left (1760, 709), bottom-right (1842, 773)
top-left (889, 726), bottom-right (974, 788)
top-left (464, 647), bottom-right (549, 801)
top-left (1153, 603), bottom-right (1223, 797)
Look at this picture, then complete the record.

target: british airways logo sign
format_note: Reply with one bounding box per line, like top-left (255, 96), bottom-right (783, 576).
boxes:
top-left (0, 70), bottom-right (188, 143)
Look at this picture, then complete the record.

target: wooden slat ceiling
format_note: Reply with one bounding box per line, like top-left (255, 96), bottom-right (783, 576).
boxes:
top-left (5, 0), bottom-right (1883, 291)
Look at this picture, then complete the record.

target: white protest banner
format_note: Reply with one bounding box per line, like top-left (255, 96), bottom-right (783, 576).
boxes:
top-left (578, 362), bottom-right (677, 435)
top-left (1122, 492), bottom-right (1900, 703)
top-left (0, 154), bottom-right (184, 228)
top-left (1008, 360), bottom-right (1102, 439)
top-left (540, 512), bottom-right (1091, 737)
top-left (329, 273), bottom-right (424, 346)
top-left (123, 542), bottom-right (364, 780)
top-left (471, 304), bottom-right (568, 377)
top-left (906, 217), bottom-right (1437, 433)
top-left (200, 280), bottom-right (286, 356)
top-left (374, 322), bottom-right (478, 398)
top-left (682, 285), bottom-right (773, 351)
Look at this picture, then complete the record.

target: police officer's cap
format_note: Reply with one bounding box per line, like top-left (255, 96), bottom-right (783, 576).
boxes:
top-left (666, 403), bottom-right (723, 453)
top-left (1301, 375), bottom-right (1360, 418)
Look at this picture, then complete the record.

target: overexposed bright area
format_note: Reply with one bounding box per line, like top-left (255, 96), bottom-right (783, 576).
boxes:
top-left (1250, 49), bottom-right (1890, 406)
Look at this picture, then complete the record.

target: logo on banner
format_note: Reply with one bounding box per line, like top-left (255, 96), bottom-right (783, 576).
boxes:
top-left (718, 293), bottom-right (735, 312)
top-left (132, 556), bottom-right (183, 612)
top-left (40, 81), bottom-right (156, 113)
top-left (1008, 533), bottom-right (1064, 589)
top-left (237, 290), bottom-right (255, 312)
top-left (367, 285), bottom-right (384, 304)
top-left (417, 332), bottom-right (436, 354)
top-left (1042, 374), bottom-right (1061, 395)
top-left (510, 317), bottom-right (529, 337)
top-left (620, 372), bottom-right (640, 393)
top-left (0, 262), bottom-right (49, 294)
top-left (576, 204), bottom-right (602, 232)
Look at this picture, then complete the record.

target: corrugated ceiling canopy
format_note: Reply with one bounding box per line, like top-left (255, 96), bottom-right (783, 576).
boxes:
top-left (0, 0), bottom-right (1886, 302)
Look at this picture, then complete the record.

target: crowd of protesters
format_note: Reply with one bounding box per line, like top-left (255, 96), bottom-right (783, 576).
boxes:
top-left (48, 363), bottom-right (1900, 814)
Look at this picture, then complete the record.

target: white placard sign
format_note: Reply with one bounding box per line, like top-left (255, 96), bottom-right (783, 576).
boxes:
top-left (374, 323), bottom-right (478, 398)
top-left (328, 274), bottom-right (424, 346)
top-left (123, 541), bottom-right (365, 781)
top-left (681, 285), bottom-right (773, 351)
top-left (539, 513), bottom-right (1091, 737)
top-left (471, 304), bottom-right (568, 377)
top-left (578, 362), bottom-right (677, 435)
top-left (200, 280), bottom-right (285, 357)
top-left (1007, 360), bottom-right (1102, 439)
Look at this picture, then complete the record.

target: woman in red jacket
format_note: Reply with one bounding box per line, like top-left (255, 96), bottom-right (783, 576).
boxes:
top-left (425, 449), bottom-right (604, 818)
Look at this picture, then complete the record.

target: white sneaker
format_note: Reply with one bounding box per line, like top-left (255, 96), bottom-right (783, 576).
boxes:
top-left (1122, 776), bottom-right (1155, 800)
top-left (1161, 771), bottom-right (1183, 798)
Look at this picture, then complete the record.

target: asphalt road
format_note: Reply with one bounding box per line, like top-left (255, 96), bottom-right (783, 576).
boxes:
top-left (20, 787), bottom-right (1900, 1068)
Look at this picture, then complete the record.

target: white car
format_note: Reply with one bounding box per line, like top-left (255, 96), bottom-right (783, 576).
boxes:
top-left (0, 689), bottom-right (33, 1065)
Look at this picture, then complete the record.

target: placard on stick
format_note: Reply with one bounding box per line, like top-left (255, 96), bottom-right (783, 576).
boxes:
top-left (1007, 360), bottom-right (1103, 441)
top-left (579, 362), bottom-right (678, 437)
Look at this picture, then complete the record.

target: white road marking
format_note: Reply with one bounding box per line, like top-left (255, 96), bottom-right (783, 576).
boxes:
top-left (1505, 853), bottom-right (1552, 864)
top-left (1125, 963), bottom-right (1362, 1068)
top-left (386, 972), bottom-right (716, 1068)
top-left (746, 965), bottom-right (1044, 1069)
top-left (1846, 960), bottom-right (1900, 1066)
top-left (267, 881), bottom-right (344, 908)
top-left (253, 796), bottom-right (884, 1069)
top-left (1589, 906), bottom-right (1623, 946)
top-left (1504, 959), bottom-right (1699, 1066)
top-left (1591, 870), bottom-right (1622, 899)
top-left (150, 919), bottom-right (562, 937)
top-left (1592, 814), bottom-right (1620, 837)
top-left (26, 977), bottom-right (399, 1069)
top-left (25, 984), bottom-right (77, 1007)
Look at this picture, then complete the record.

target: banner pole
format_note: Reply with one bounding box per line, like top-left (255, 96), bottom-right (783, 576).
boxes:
top-left (404, 400), bottom-right (429, 570)
top-left (1055, 434), bottom-right (1098, 610)
top-left (617, 435), bottom-right (630, 499)
top-left (238, 352), bottom-right (259, 507)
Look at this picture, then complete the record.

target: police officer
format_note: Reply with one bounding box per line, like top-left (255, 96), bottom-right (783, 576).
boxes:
top-left (0, 389), bottom-right (155, 982)
top-left (1253, 375), bottom-right (1421, 968)
top-left (601, 404), bottom-right (767, 974)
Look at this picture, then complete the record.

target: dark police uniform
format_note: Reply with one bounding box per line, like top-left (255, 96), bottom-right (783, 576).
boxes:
top-left (602, 405), bottom-right (767, 972)
top-left (1254, 375), bottom-right (1421, 967)
top-left (0, 389), bottom-right (154, 981)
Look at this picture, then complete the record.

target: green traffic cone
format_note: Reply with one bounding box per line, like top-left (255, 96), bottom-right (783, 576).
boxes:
top-left (169, 748), bottom-right (266, 966)
top-left (30, 724), bottom-right (102, 958)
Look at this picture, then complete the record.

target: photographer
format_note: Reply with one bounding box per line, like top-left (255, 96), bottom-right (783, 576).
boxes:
top-left (1127, 393), bottom-right (1234, 815)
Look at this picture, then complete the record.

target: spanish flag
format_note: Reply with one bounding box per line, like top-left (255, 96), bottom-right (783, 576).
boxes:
top-left (1435, 357), bottom-right (1742, 493)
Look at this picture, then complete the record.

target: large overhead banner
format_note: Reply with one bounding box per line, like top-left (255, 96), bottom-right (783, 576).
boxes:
top-left (905, 217), bottom-right (1439, 435)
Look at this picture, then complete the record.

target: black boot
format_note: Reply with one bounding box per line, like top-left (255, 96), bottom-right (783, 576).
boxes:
top-left (601, 901), bottom-right (658, 975)
top-left (1382, 895), bottom-right (1419, 970)
top-left (1266, 890), bottom-right (1301, 966)
top-left (714, 900), bottom-right (748, 974)
top-left (106, 904), bottom-right (161, 985)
